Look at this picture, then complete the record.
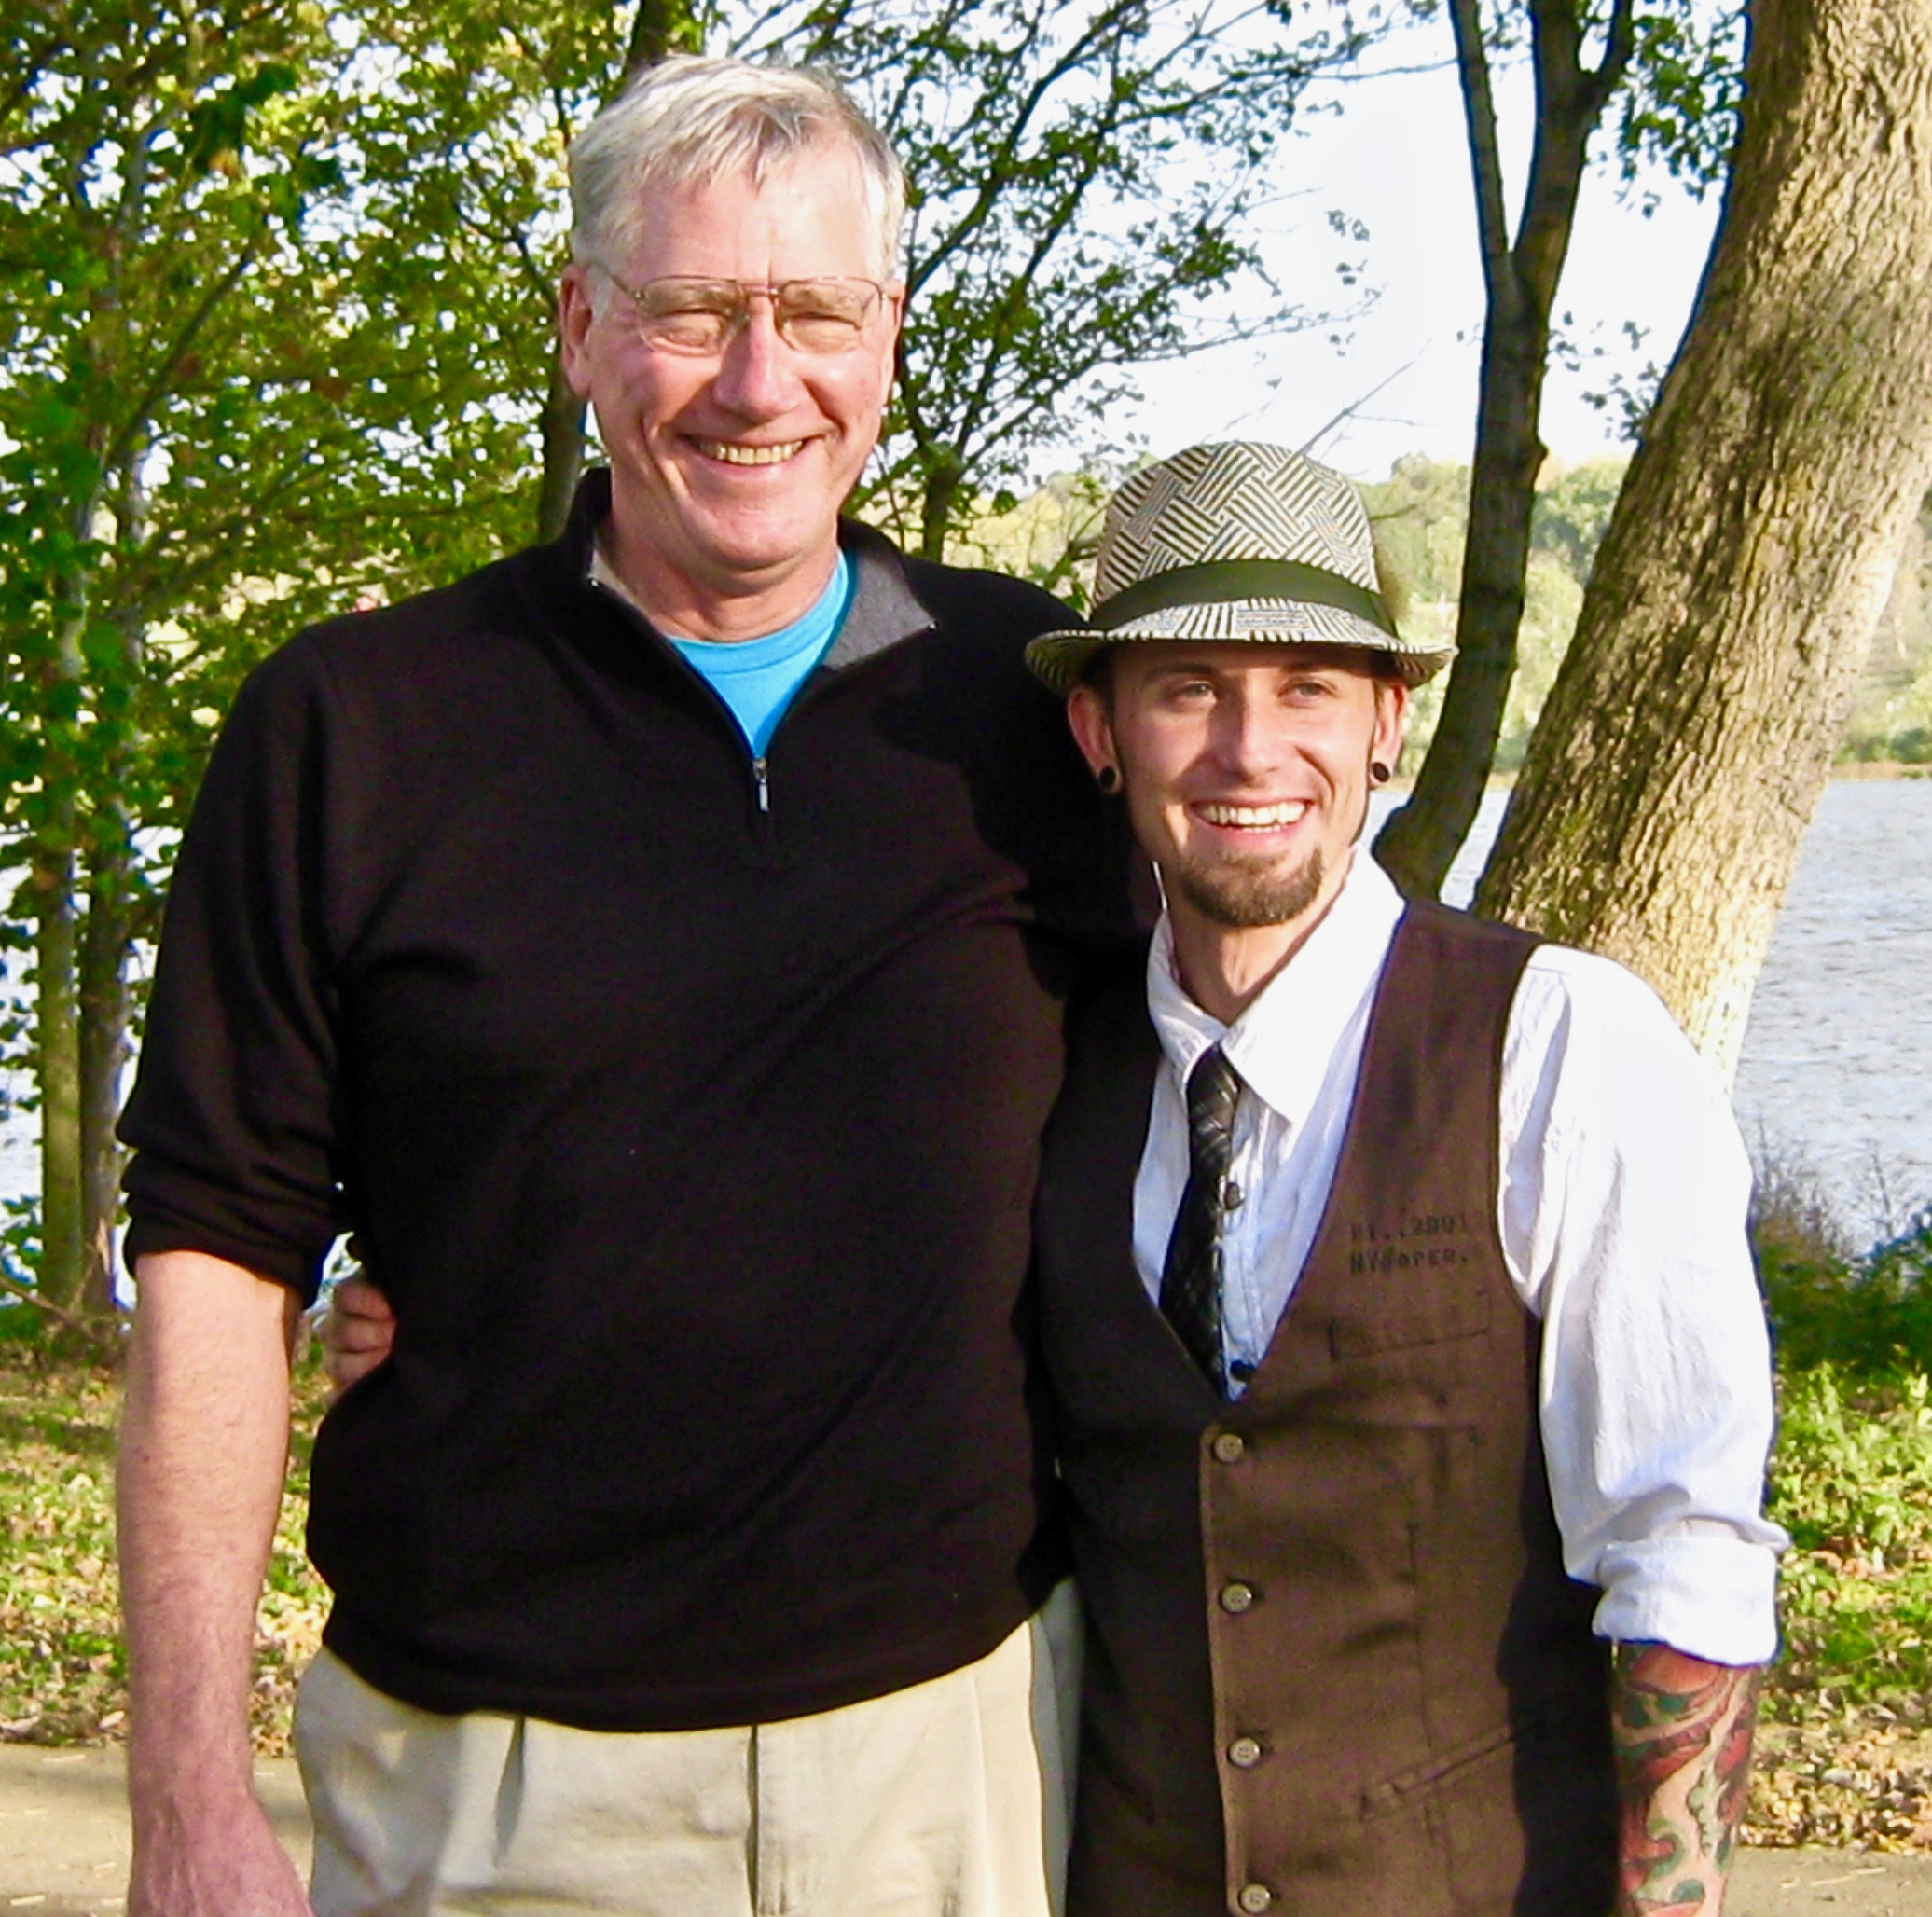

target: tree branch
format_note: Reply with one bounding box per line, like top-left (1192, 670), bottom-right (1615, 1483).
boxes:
top-left (1449, 0), bottom-right (1512, 302)
top-left (0, 1266), bottom-right (118, 1347)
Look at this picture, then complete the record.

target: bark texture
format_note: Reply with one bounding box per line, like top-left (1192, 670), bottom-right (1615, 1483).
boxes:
top-left (1373, 0), bottom-right (1633, 900)
top-left (1476, 0), bottom-right (1932, 1079)
top-left (33, 839), bottom-right (83, 1309)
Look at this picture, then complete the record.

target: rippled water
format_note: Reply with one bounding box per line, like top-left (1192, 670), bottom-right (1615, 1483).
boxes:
top-left (7, 780), bottom-right (1927, 1244)
top-left (1399, 779), bottom-right (1932, 1236)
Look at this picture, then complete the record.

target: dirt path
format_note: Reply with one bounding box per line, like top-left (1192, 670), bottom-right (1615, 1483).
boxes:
top-left (3, 1743), bottom-right (1928, 1913)
top-left (0, 1745), bottom-right (309, 1910)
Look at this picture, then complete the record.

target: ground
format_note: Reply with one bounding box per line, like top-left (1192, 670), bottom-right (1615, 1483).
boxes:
top-left (4, 1344), bottom-right (1932, 1899)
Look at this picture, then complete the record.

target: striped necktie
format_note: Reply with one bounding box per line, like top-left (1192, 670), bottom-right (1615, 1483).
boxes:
top-left (1159, 1044), bottom-right (1241, 1394)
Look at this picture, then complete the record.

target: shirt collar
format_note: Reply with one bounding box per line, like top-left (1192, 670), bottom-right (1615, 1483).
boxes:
top-left (1145, 848), bottom-right (1406, 1128)
top-left (576, 475), bottom-right (932, 667)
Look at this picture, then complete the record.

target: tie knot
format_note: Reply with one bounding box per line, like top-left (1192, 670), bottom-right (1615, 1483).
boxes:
top-left (1186, 1045), bottom-right (1241, 1142)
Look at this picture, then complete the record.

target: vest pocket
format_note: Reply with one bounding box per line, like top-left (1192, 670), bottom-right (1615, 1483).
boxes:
top-left (1328, 1278), bottom-right (1493, 1360)
top-left (1357, 1717), bottom-right (1512, 1818)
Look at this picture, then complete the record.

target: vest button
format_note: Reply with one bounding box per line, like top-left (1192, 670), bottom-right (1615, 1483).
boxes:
top-left (1219, 1580), bottom-right (1256, 1614)
top-left (1227, 1735), bottom-right (1264, 1768)
top-left (1221, 1180), bottom-right (1244, 1210)
top-left (1237, 1884), bottom-right (1274, 1913)
top-left (1211, 1431), bottom-right (1246, 1464)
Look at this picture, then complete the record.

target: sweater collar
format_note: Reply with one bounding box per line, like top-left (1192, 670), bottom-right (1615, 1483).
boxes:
top-left (560, 467), bottom-right (933, 669)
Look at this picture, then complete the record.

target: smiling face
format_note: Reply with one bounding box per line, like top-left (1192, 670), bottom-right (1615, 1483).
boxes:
top-left (1068, 641), bottom-right (1406, 1010)
top-left (558, 141), bottom-right (903, 639)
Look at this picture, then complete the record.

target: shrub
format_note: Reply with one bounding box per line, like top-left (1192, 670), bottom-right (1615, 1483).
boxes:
top-left (1760, 1207), bottom-right (1932, 1376)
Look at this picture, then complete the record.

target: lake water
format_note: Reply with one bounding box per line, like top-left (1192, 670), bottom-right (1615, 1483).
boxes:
top-left (1405, 778), bottom-right (1932, 1239)
top-left (5, 779), bottom-right (1927, 1245)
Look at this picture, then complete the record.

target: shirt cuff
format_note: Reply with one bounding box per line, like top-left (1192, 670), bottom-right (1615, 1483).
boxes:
top-left (1591, 1530), bottom-right (1786, 1665)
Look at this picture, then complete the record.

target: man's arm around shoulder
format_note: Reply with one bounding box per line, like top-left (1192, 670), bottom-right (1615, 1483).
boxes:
top-left (1613, 1641), bottom-right (1762, 1917)
top-left (118, 1250), bottom-right (313, 1917)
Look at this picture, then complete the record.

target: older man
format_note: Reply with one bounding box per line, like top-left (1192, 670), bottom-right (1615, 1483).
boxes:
top-left (116, 57), bottom-right (1131, 1917)
top-left (1024, 442), bottom-right (1782, 1916)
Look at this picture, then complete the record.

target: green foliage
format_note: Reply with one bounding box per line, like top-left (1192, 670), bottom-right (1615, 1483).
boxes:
top-left (1839, 500), bottom-right (1932, 765)
top-left (1769, 1366), bottom-right (1932, 1707)
top-left (743, 0), bottom-right (1373, 554)
top-left (1361, 454), bottom-right (1627, 771)
top-left (0, 1353), bottom-right (332, 1746)
top-left (930, 467), bottom-right (1115, 605)
top-left (1529, 460), bottom-right (1625, 582)
top-left (1760, 1210), bottom-right (1932, 1379)
top-left (1753, 1191), bottom-right (1932, 1709)
top-left (1610, 0), bottom-right (1747, 193)
top-left (1, 0), bottom-right (620, 1300)
top-left (0, 1362), bottom-right (124, 1741)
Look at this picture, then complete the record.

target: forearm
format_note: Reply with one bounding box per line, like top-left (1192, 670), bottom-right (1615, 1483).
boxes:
top-left (117, 1250), bottom-right (308, 1905)
top-left (1613, 1641), bottom-right (1761, 1916)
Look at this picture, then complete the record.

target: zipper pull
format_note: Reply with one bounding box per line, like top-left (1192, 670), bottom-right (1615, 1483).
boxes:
top-left (752, 756), bottom-right (771, 815)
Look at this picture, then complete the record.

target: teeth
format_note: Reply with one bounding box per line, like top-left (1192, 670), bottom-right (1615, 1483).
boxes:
top-left (695, 438), bottom-right (805, 466)
top-left (1199, 801), bottom-right (1309, 828)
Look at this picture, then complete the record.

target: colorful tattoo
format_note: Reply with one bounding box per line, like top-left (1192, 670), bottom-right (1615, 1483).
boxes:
top-left (1612, 1644), bottom-right (1761, 1916)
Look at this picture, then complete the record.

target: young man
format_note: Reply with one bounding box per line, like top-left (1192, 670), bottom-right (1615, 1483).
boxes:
top-left (1025, 441), bottom-right (1782, 1916)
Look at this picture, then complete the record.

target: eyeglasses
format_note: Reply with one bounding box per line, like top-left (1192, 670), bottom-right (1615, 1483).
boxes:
top-left (598, 271), bottom-right (894, 356)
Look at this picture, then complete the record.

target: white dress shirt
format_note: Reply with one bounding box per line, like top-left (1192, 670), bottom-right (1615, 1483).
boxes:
top-left (1134, 850), bottom-right (1785, 1665)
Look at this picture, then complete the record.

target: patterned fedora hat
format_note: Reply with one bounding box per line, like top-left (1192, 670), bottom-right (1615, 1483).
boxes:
top-left (1025, 441), bottom-right (1455, 693)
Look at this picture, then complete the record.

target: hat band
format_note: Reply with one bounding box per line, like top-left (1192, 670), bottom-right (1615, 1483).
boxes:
top-left (1089, 558), bottom-right (1397, 640)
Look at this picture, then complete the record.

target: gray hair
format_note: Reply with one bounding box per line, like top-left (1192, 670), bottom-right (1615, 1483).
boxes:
top-left (569, 56), bottom-right (905, 283)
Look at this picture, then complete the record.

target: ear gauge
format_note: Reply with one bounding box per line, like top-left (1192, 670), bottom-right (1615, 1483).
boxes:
top-left (1097, 764), bottom-right (1122, 795)
top-left (1369, 760), bottom-right (1392, 787)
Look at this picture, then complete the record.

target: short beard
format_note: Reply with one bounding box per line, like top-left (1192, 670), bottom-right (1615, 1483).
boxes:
top-left (1169, 846), bottom-right (1326, 931)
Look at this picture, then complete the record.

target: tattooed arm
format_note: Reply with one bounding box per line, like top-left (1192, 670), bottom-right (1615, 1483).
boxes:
top-left (1613, 1642), bottom-right (1762, 1916)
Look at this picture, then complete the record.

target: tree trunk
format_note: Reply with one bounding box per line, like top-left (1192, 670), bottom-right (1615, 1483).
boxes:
top-left (33, 832), bottom-right (85, 1310)
top-left (1374, 0), bottom-right (1633, 900)
top-left (1376, 285), bottom-right (1546, 894)
top-left (919, 456), bottom-right (961, 561)
top-left (535, 353), bottom-right (587, 545)
top-left (533, 0), bottom-right (707, 543)
top-left (1476, 0), bottom-right (1932, 1080)
top-left (32, 485), bottom-right (95, 1313)
top-left (77, 822), bottom-right (134, 1322)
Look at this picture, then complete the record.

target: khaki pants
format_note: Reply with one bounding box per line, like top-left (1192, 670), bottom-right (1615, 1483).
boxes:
top-left (295, 1583), bottom-right (1083, 1917)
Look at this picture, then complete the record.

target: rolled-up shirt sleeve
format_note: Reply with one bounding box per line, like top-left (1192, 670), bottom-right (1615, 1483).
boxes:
top-left (119, 636), bottom-right (349, 1302)
top-left (1500, 946), bottom-right (1786, 1666)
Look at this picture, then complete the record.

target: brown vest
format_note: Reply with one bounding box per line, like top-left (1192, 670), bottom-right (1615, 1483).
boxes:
top-left (1036, 903), bottom-right (1617, 1917)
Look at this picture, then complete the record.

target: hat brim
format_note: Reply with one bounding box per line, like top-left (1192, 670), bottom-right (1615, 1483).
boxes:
top-left (1025, 599), bottom-right (1455, 695)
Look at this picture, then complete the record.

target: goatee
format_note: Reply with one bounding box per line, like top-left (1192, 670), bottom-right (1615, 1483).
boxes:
top-left (1171, 847), bottom-right (1326, 930)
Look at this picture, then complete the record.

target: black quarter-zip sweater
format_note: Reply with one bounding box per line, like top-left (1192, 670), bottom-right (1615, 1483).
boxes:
top-left (120, 471), bottom-right (1140, 1731)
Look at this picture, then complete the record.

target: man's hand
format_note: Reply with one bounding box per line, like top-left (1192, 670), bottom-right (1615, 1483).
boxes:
top-left (118, 1250), bottom-right (314, 1917)
top-left (128, 1787), bottom-right (310, 1917)
top-left (1613, 1642), bottom-right (1761, 1916)
top-left (318, 1273), bottom-right (397, 1398)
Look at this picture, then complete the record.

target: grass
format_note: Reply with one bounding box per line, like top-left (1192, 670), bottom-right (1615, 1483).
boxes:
top-left (0, 1326), bottom-right (330, 1755)
top-left (1740, 1179), bottom-right (1932, 1847)
top-left (3, 1201), bottom-right (1932, 1845)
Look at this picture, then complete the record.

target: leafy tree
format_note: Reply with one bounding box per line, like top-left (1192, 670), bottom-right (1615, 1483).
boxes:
top-left (736, 0), bottom-right (1373, 558)
top-left (3, 0), bottom-right (1359, 1327)
top-left (0, 0), bottom-right (555, 1323)
top-left (1528, 456), bottom-right (1623, 581)
top-left (338, 0), bottom-right (704, 545)
top-left (1477, 0), bottom-right (1932, 1075)
top-left (1364, 452), bottom-right (1619, 771)
top-left (1373, 0), bottom-right (1745, 898)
